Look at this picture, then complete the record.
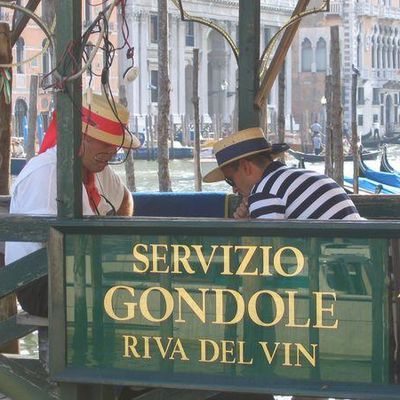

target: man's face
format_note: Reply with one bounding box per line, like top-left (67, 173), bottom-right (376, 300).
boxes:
top-left (222, 161), bottom-right (254, 197)
top-left (80, 135), bottom-right (118, 172)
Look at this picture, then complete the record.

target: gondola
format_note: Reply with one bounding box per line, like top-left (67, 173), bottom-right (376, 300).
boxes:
top-left (359, 150), bottom-right (400, 188)
top-left (288, 148), bottom-right (380, 163)
top-left (361, 132), bottom-right (400, 149)
top-left (379, 145), bottom-right (395, 173)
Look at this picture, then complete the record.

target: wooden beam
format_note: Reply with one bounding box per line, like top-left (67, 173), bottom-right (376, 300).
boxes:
top-left (0, 248), bottom-right (47, 299)
top-left (11, 0), bottom-right (41, 47)
top-left (0, 23), bottom-right (12, 196)
top-left (56, 0), bottom-right (82, 218)
top-left (255, 0), bottom-right (311, 109)
top-left (238, 0), bottom-right (260, 129)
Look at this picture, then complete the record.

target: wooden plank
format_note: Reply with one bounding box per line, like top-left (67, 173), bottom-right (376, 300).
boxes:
top-left (0, 354), bottom-right (59, 400)
top-left (10, 0), bottom-right (41, 46)
top-left (0, 314), bottom-right (37, 347)
top-left (238, 0), bottom-right (260, 129)
top-left (134, 388), bottom-right (218, 400)
top-left (0, 215), bottom-right (54, 241)
top-left (255, 0), bottom-right (310, 109)
top-left (0, 248), bottom-right (47, 299)
top-left (48, 227), bottom-right (66, 376)
top-left (56, 0), bottom-right (82, 218)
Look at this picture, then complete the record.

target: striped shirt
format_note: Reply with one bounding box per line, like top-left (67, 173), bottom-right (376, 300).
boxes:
top-left (249, 161), bottom-right (362, 220)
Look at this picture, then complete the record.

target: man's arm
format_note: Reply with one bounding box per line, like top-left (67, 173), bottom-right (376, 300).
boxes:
top-left (116, 186), bottom-right (134, 216)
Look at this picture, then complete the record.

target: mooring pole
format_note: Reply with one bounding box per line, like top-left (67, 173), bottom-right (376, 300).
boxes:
top-left (238, 0), bottom-right (260, 130)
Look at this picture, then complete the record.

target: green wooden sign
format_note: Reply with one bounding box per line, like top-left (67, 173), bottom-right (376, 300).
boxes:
top-left (49, 220), bottom-right (398, 398)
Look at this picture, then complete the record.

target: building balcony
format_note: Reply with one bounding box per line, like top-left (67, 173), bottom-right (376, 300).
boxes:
top-left (326, 1), bottom-right (342, 16)
top-left (378, 6), bottom-right (400, 20)
top-left (360, 68), bottom-right (400, 82)
top-left (355, 3), bottom-right (379, 17)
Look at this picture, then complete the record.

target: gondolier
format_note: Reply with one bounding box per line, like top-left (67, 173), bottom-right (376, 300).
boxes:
top-left (204, 127), bottom-right (362, 221)
top-left (6, 92), bottom-right (141, 318)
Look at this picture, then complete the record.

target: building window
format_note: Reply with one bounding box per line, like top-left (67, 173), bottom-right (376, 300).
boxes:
top-left (395, 106), bottom-right (398, 124)
top-left (380, 93), bottom-right (385, 104)
top-left (358, 114), bottom-right (364, 126)
top-left (150, 70), bottom-right (158, 103)
top-left (85, 0), bottom-right (92, 24)
top-left (357, 87), bottom-right (365, 104)
top-left (185, 21), bottom-right (194, 47)
top-left (380, 106), bottom-right (384, 124)
top-left (316, 38), bottom-right (327, 71)
top-left (395, 94), bottom-right (398, 104)
top-left (301, 38), bottom-right (312, 72)
top-left (150, 15), bottom-right (158, 44)
top-left (16, 37), bottom-right (24, 74)
top-left (372, 88), bottom-right (380, 104)
top-left (373, 114), bottom-right (379, 123)
top-left (264, 27), bottom-right (271, 48)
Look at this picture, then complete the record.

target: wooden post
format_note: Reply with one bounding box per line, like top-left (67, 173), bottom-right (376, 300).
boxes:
top-left (330, 26), bottom-right (343, 186)
top-left (119, 84), bottom-right (136, 192)
top-left (325, 75), bottom-right (333, 177)
top-left (56, 0), bottom-right (82, 218)
top-left (238, 0), bottom-right (260, 129)
top-left (352, 72), bottom-right (359, 194)
top-left (26, 74), bottom-right (38, 160)
top-left (278, 61), bottom-right (285, 161)
top-left (157, 0), bottom-right (172, 191)
top-left (0, 23), bottom-right (18, 354)
top-left (192, 49), bottom-right (202, 192)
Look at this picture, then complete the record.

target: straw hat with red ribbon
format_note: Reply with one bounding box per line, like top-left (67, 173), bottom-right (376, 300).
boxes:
top-left (39, 91), bottom-right (140, 154)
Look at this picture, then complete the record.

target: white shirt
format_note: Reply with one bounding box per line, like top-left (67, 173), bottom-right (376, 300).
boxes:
top-left (5, 147), bottom-right (125, 264)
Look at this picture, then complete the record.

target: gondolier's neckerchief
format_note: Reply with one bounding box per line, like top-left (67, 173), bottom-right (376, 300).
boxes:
top-left (39, 112), bottom-right (101, 213)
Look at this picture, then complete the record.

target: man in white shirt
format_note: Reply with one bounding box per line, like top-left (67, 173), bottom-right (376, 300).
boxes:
top-left (5, 92), bottom-right (140, 317)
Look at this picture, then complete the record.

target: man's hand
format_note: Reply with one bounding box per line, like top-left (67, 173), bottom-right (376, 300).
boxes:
top-left (116, 186), bottom-right (134, 216)
top-left (233, 197), bottom-right (249, 219)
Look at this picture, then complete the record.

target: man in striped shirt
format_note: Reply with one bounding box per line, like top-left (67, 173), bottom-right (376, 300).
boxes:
top-left (203, 127), bottom-right (362, 220)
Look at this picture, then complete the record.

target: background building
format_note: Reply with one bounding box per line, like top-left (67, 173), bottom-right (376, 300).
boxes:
top-left (121, 0), bottom-right (296, 137)
top-left (292, 0), bottom-right (400, 139)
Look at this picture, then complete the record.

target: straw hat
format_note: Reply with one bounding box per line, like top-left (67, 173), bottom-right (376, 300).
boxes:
top-left (203, 127), bottom-right (289, 183)
top-left (82, 92), bottom-right (140, 149)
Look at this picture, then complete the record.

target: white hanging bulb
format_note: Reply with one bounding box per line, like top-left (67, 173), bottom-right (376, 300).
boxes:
top-left (124, 66), bottom-right (140, 83)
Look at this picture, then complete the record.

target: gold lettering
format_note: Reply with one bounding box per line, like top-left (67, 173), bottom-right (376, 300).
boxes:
top-left (151, 244), bottom-right (169, 273)
top-left (248, 290), bottom-right (284, 327)
top-left (259, 342), bottom-right (280, 364)
top-left (221, 340), bottom-right (235, 363)
top-left (274, 246), bottom-right (304, 277)
top-left (286, 290), bottom-right (310, 328)
top-left (282, 342), bottom-right (293, 366)
top-left (104, 286), bottom-right (136, 321)
top-left (175, 287), bottom-right (208, 323)
top-left (140, 287), bottom-right (174, 322)
top-left (212, 289), bottom-right (245, 324)
top-left (237, 341), bottom-right (253, 365)
top-left (170, 338), bottom-right (189, 360)
top-left (132, 244), bottom-right (149, 273)
top-left (199, 339), bottom-right (219, 363)
top-left (122, 335), bottom-right (140, 358)
top-left (171, 245), bottom-right (195, 274)
top-left (314, 292), bottom-right (338, 329)
top-left (221, 245), bottom-right (233, 275)
top-left (260, 246), bottom-right (273, 276)
top-left (192, 245), bottom-right (219, 274)
top-left (295, 343), bottom-right (317, 367)
top-left (142, 336), bottom-right (151, 359)
top-left (236, 246), bottom-right (258, 275)
top-left (153, 336), bottom-right (173, 359)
